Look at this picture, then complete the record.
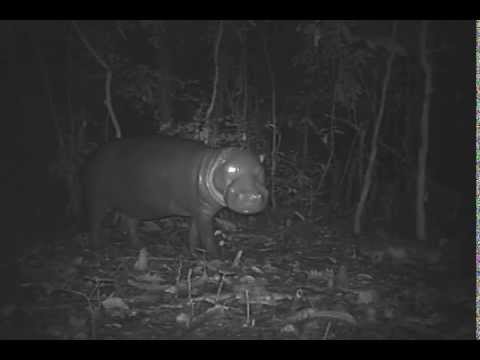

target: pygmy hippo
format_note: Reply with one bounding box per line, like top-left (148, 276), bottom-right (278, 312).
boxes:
top-left (85, 135), bottom-right (268, 257)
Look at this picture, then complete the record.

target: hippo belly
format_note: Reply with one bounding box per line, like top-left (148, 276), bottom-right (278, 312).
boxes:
top-left (85, 135), bottom-right (268, 257)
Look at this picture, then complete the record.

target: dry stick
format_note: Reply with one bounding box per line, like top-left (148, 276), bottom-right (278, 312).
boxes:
top-left (104, 71), bottom-right (118, 138)
top-left (66, 27), bottom-right (75, 148)
top-left (245, 289), bottom-right (250, 326)
top-left (203, 20), bottom-right (224, 144)
top-left (353, 21), bottom-right (398, 235)
top-left (60, 288), bottom-right (98, 339)
top-left (116, 21), bottom-right (127, 40)
top-left (175, 260), bottom-right (183, 286)
top-left (242, 38), bottom-right (249, 144)
top-left (71, 21), bottom-right (122, 139)
top-left (187, 268), bottom-right (193, 316)
top-left (323, 321), bottom-right (332, 340)
top-left (303, 108), bottom-right (310, 166)
top-left (416, 21), bottom-right (432, 242)
top-left (232, 249), bottom-right (243, 267)
top-left (233, 24), bottom-right (249, 143)
top-left (331, 130), bottom-right (358, 213)
top-left (215, 273), bottom-right (225, 303)
top-left (357, 127), bottom-right (366, 201)
top-left (301, 111), bottom-right (313, 217)
top-left (338, 110), bottom-right (361, 203)
top-left (262, 29), bottom-right (277, 209)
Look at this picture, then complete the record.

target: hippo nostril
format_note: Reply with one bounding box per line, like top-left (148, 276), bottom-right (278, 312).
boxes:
top-left (245, 193), bottom-right (263, 205)
top-left (238, 193), bottom-right (260, 201)
top-left (227, 189), bottom-right (266, 214)
top-left (237, 193), bottom-right (246, 201)
top-left (251, 193), bottom-right (261, 201)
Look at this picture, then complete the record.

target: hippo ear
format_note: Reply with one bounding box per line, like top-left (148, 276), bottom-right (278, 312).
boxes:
top-left (259, 154), bottom-right (266, 164)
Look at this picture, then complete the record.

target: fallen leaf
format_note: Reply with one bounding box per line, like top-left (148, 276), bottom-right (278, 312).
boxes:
top-left (134, 248), bottom-right (149, 271)
top-left (250, 266), bottom-right (263, 274)
top-left (176, 312), bottom-right (191, 328)
top-left (239, 275), bottom-right (256, 283)
top-left (69, 315), bottom-right (87, 328)
top-left (386, 246), bottom-right (408, 262)
top-left (141, 221), bottom-right (161, 232)
top-left (135, 271), bottom-right (165, 283)
top-left (335, 265), bottom-right (349, 288)
top-left (365, 306), bottom-right (377, 322)
top-left (232, 250), bottom-right (243, 267)
top-left (73, 332), bottom-right (88, 340)
top-left (207, 259), bottom-right (224, 271)
top-left (102, 297), bottom-right (130, 319)
top-left (286, 308), bottom-right (357, 326)
top-left (355, 289), bottom-right (378, 305)
top-left (280, 324), bottom-right (299, 335)
top-left (356, 273), bottom-right (374, 281)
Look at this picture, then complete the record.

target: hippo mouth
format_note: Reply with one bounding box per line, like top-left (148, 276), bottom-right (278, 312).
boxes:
top-left (225, 179), bottom-right (268, 214)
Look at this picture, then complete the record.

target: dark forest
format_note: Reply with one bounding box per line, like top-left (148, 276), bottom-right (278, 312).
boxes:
top-left (0, 20), bottom-right (475, 339)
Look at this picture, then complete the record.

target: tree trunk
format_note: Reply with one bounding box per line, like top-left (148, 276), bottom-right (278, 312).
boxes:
top-left (262, 26), bottom-right (277, 209)
top-left (353, 21), bottom-right (398, 235)
top-left (416, 20), bottom-right (432, 242)
top-left (204, 20), bottom-right (223, 146)
top-left (303, 104), bottom-right (311, 169)
top-left (72, 21), bottom-right (121, 139)
top-left (156, 59), bottom-right (171, 134)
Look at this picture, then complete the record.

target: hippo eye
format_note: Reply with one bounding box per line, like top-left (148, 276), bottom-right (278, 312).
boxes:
top-left (227, 165), bottom-right (238, 174)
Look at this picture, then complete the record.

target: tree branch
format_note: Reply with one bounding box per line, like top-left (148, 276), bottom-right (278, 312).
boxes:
top-left (204, 20), bottom-right (224, 143)
top-left (71, 21), bottom-right (121, 139)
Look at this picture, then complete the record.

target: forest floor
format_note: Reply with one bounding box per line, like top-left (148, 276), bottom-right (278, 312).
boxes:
top-left (0, 212), bottom-right (475, 340)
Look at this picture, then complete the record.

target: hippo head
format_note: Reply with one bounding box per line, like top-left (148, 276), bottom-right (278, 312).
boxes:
top-left (207, 148), bottom-right (268, 214)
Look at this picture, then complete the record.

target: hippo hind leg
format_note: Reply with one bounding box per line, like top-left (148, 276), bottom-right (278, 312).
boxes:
top-left (124, 216), bottom-right (143, 248)
top-left (88, 199), bottom-right (109, 248)
top-left (111, 212), bottom-right (143, 248)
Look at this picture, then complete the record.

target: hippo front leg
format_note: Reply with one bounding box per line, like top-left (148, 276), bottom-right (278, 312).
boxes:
top-left (88, 199), bottom-right (109, 249)
top-left (189, 212), bottom-right (218, 257)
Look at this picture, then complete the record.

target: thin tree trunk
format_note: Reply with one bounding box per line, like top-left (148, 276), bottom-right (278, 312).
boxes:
top-left (416, 20), bottom-right (432, 242)
top-left (316, 77), bottom-right (337, 195)
top-left (204, 20), bottom-right (223, 146)
top-left (155, 34), bottom-right (172, 134)
top-left (262, 27), bottom-right (277, 209)
top-left (303, 104), bottom-right (310, 169)
top-left (66, 26), bottom-right (75, 149)
top-left (241, 34), bottom-right (248, 145)
top-left (71, 21), bottom-right (121, 139)
top-left (353, 21), bottom-right (398, 235)
top-left (31, 28), bottom-right (64, 151)
top-left (339, 115), bottom-right (359, 210)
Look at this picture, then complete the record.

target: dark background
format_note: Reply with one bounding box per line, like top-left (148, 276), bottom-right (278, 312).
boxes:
top-left (1, 20), bottom-right (474, 250)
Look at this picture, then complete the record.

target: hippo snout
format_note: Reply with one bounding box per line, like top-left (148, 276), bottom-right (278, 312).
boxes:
top-left (235, 192), bottom-right (266, 213)
top-left (225, 181), bottom-right (268, 214)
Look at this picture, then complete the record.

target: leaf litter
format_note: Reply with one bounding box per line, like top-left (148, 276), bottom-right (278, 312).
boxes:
top-left (0, 215), bottom-right (474, 339)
